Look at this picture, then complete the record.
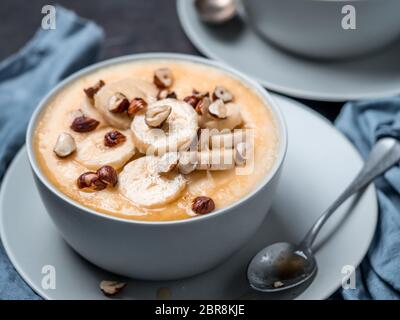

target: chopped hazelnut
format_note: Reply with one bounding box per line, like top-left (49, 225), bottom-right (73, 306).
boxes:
top-left (212, 85), bottom-right (233, 103)
top-left (104, 130), bottom-right (126, 147)
top-left (53, 132), bottom-right (76, 158)
top-left (71, 115), bottom-right (99, 133)
top-left (83, 80), bottom-right (105, 99)
top-left (154, 68), bottom-right (173, 88)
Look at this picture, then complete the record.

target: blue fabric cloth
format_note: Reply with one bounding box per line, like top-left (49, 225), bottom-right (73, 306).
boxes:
top-left (336, 97), bottom-right (400, 300)
top-left (0, 6), bottom-right (103, 300)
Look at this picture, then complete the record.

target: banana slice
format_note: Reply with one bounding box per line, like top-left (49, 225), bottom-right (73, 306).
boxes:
top-left (130, 78), bottom-right (158, 103)
top-left (119, 156), bottom-right (186, 208)
top-left (75, 127), bottom-right (136, 170)
top-left (199, 102), bottom-right (243, 131)
top-left (179, 149), bottom-right (236, 171)
top-left (94, 78), bottom-right (157, 130)
top-left (81, 97), bottom-right (108, 128)
top-left (131, 99), bottom-right (198, 154)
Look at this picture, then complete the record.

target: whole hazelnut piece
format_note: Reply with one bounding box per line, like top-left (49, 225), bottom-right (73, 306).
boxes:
top-left (97, 165), bottom-right (118, 187)
top-left (192, 196), bottom-right (215, 214)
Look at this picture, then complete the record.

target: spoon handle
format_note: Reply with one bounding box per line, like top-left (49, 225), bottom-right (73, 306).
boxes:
top-left (300, 137), bottom-right (400, 249)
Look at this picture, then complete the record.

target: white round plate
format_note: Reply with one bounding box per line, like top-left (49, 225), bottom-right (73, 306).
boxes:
top-left (177, 0), bottom-right (400, 101)
top-left (0, 95), bottom-right (377, 300)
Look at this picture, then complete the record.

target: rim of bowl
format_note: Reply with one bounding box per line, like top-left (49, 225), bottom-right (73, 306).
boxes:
top-left (26, 52), bottom-right (288, 226)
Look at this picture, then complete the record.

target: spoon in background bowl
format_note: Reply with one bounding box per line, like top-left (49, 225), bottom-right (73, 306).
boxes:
top-left (194, 0), bottom-right (238, 24)
top-left (248, 137), bottom-right (400, 293)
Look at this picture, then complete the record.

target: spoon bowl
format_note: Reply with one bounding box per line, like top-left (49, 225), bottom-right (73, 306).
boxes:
top-left (248, 242), bottom-right (316, 292)
top-left (194, 0), bottom-right (237, 24)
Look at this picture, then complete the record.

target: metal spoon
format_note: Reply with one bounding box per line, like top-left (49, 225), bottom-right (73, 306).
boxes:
top-left (248, 137), bottom-right (400, 293)
top-left (194, 0), bottom-right (237, 24)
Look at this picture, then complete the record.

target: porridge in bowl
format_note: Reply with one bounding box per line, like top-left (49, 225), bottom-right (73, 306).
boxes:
top-left (34, 60), bottom-right (279, 221)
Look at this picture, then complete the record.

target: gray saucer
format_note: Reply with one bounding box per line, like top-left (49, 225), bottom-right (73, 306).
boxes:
top-left (0, 95), bottom-right (377, 299)
top-left (177, 0), bottom-right (400, 101)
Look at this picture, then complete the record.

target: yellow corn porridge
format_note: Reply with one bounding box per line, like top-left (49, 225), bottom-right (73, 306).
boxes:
top-left (34, 60), bottom-right (279, 221)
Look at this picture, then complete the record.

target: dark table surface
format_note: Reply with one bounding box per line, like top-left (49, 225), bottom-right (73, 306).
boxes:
top-left (0, 0), bottom-right (344, 121)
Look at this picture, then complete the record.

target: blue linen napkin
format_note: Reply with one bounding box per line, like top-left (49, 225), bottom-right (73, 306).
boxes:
top-left (336, 97), bottom-right (400, 300)
top-left (0, 6), bottom-right (103, 300)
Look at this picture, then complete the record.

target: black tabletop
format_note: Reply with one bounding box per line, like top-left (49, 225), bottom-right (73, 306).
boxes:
top-left (0, 0), bottom-right (344, 121)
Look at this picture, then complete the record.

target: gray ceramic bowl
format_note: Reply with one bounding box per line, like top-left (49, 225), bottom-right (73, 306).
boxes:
top-left (240, 0), bottom-right (400, 60)
top-left (26, 53), bottom-right (287, 280)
